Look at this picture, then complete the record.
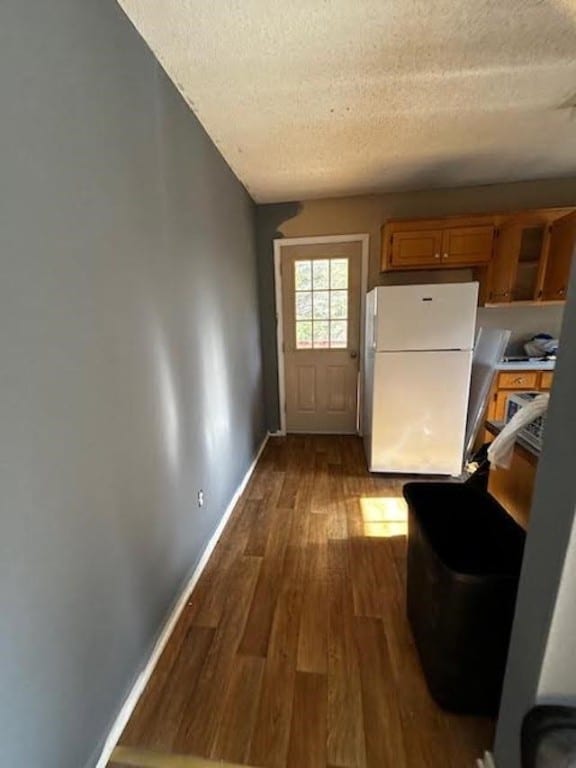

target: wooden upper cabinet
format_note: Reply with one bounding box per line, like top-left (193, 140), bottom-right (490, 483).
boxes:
top-left (513, 223), bottom-right (548, 301)
top-left (487, 224), bottom-right (518, 303)
top-left (390, 230), bottom-right (443, 268)
top-left (382, 208), bottom-right (576, 306)
top-left (541, 211), bottom-right (576, 302)
top-left (487, 220), bottom-right (547, 304)
top-left (441, 226), bottom-right (494, 266)
top-left (383, 215), bottom-right (495, 271)
top-left (484, 209), bottom-right (576, 305)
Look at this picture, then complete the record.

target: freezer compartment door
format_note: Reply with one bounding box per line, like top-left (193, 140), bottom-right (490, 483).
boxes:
top-left (375, 283), bottom-right (478, 352)
top-left (370, 350), bottom-right (472, 475)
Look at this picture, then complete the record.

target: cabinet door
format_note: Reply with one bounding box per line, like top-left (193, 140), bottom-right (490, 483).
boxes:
top-left (487, 225), bottom-right (519, 303)
top-left (487, 221), bottom-right (547, 303)
top-left (441, 226), bottom-right (494, 265)
top-left (390, 230), bottom-right (443, 268)
top-left (541, 211), bottom-right (576, 301)
top-left (513, 224), bottom-right (547, 301)
top-left (493, 391), bottom-right (510, 421)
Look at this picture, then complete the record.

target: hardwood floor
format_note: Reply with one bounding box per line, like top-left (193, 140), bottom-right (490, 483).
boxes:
top-left (116, 435), bottom-right (494, 768)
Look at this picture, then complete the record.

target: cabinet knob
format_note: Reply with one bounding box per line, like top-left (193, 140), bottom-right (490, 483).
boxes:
top-left (557, 288), bottom-right (566, 296)
top-left (434, 253), bottom-right (440, 259)
top-left (442, 253), bottom-right (448, 260)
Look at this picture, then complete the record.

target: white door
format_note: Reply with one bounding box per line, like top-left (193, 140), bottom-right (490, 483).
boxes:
top-left (280, 242), bottom-right (362, 433)
top-left (371, 349), bottom-right (473, 475)
top-left (375, 283), bottom-right (478, 351)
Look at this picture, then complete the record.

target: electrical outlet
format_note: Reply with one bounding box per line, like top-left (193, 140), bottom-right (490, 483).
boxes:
top-left (197, 490), bottom-right (204, 508)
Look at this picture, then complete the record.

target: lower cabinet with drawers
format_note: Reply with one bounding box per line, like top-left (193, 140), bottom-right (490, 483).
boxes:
top-left (486, 369), bottom-right (554, 422)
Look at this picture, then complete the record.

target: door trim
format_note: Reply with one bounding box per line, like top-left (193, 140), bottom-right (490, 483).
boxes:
top-left (273, 234), bottom-right (370, 435)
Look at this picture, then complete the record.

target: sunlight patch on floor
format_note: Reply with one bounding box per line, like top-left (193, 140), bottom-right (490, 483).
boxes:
top-left (360, 496), bottom-right (408, 538)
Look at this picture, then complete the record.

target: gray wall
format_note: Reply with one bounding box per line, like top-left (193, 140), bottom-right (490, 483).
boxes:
top-left (257, 180), bottom-right (576, 431)
top-left (476, 304), bottom-right (564, 356)
top-left (494, 264), bottom-right (576, 767)
top-left (0, 2), bottom-right (265, 767)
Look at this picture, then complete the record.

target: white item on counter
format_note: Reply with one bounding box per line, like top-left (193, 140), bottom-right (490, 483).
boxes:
top-left (488, 393), bottom-right (549, 469)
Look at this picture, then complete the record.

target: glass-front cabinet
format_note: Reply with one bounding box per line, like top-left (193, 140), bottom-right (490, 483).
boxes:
top-left (487, 210), bottom-right (576, 305)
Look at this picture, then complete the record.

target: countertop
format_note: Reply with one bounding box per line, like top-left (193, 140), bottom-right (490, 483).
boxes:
top-left (495, 360), bottom-right (555, 371)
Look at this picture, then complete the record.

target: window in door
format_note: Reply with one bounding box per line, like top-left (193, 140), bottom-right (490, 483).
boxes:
top-left (294, 258), bottom-right (349, 349)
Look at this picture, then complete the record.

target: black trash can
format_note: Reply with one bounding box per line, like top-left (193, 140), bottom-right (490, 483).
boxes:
top-left (403, 482), bottom-right (525, 716)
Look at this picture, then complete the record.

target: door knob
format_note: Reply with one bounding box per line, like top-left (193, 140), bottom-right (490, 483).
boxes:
top-left (350, 350), bottom-right (358, 359)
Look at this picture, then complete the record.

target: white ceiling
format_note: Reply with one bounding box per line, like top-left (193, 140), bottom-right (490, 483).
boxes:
top-left (118, 0), bottom-right (576, 203)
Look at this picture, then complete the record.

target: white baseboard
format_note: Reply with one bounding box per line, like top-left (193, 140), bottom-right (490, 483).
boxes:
top-left (94, 432), bottom-right (269, 768)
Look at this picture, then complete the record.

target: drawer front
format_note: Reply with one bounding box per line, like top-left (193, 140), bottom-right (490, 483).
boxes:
top-left (540, 371), bottom-right (554, 390)
top-left (498, 371), bottom-right (539, 390)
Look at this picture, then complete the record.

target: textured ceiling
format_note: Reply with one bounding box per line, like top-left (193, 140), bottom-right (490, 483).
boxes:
top-left (118, 0), bottom-right (576, 203)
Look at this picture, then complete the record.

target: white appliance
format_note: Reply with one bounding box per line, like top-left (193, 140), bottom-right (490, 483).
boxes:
top-left (505, 392), bottom-right (547, 452)
top-left (363, 283), bottom-right (478, 475)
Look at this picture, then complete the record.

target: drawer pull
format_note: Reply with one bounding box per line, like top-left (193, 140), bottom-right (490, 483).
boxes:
top-left (512, 377), bottom-right (525, 384)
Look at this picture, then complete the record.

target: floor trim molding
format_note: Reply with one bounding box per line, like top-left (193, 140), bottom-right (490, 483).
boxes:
top-left (95, 432), bottom-right (269, 768)
top-left (110, 745), bottom-right (251, 767)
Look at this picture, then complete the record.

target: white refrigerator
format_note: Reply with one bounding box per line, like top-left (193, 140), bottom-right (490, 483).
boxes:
top-left (363, 283), bottom-right (478, 475)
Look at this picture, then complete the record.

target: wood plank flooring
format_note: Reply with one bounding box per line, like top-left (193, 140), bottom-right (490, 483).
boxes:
top-left (116, 436), bottom-right (494, 768)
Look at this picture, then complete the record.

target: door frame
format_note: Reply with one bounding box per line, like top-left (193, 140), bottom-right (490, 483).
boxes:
top-left (273, 234), bottom-right (370, 436)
